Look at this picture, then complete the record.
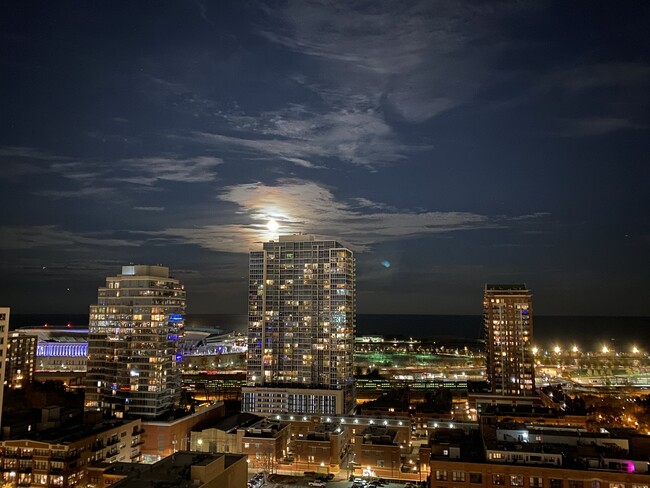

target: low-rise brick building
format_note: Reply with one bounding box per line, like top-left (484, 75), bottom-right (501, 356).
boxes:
top-left (0, 419), bottom-right (142, 487)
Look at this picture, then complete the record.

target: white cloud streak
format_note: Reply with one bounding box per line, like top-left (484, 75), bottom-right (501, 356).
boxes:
top-left (0, 225), bottom-right (141, 250)
top-left (158, 178), bottom-right (528, 253)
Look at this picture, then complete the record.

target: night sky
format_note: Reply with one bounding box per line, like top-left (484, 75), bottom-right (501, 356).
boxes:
top-left (1, 1), bottom-right (648, 316)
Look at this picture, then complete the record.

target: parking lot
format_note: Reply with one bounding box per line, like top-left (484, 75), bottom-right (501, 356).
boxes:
top-left (250, 473), bottom-right (426, 488)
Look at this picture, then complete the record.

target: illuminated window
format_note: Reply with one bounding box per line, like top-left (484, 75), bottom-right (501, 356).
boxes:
top-left (493, 475), bottom-right (505, 486)
top-left (452, 471), bottom-right (465, 482)
top-left (510, 475), bottom-right (524, 486)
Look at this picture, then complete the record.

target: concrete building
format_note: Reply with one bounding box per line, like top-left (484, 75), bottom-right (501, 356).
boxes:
top-left (483, 284), bottom-right (535, 396)
top-left (5, 331), bottom-right (37, 388)
top-left (0, 307), bottom-right (10, 430)
top-left (85, 265), bottom-right (186, 419)
top-left (87, 451), bottom-right (248, 488)
top-left (243, 235), bottom-right (356, 415)
top-left (0, 418), bottom-right (142, 488)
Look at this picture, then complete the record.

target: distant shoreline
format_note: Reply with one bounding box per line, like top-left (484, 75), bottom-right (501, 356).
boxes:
top-left (9, 313), bottom-right (650, 349)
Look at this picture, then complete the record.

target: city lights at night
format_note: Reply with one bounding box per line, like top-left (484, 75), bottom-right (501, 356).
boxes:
top-left (0, 2), bottom-right (649, 487)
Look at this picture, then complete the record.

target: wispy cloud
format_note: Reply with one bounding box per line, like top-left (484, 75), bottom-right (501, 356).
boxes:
top-left (0, 225), bottom-right (141, 250)
top-left (557, 117), bottom-right (647, 137)
top-left (258, 1), bottom-right (525, 123)
top-left (133, 206), bottom-right (165, 212)
top-left (191, 104), bottom-right (414, 170)
top-left (157, 178), bottom-right (540, 253)
top-left (176, 1), bottom-right (532, 172)
top-left (116, 156), bottom-right (222, 185)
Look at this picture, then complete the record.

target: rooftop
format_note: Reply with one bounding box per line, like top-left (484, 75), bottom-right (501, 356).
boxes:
top-left (196, 413), bottom-right (261, 434)
top-left (105, 451), bottom-right (246, 488)
top-left (15, 420), bottom-right (134, 445)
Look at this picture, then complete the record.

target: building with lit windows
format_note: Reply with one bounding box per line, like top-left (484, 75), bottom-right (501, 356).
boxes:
top-left (483, 284), bottom-right (535, 396)
top-left (5, 331), bottom-right (36, 388)
top-left (0, 307), bottom-right (9, 429)
top-left (242, 235), bottom-right (356, 415)
top-left (0, 419), bottom-right (143, 488)
top-left (85, 265), bottom-right (186, 419)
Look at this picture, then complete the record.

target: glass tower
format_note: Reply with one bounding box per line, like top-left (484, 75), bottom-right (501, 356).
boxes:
top-left (85, 265), bottom-right (186, 419)
top-left (483, 284), bottom-right (535, 395)
top-left (244, 235), bottom-right (356, 414)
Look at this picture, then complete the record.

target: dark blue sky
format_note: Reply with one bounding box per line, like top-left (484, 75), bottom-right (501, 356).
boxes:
top-left (1, 1), bottom-right (648, 315)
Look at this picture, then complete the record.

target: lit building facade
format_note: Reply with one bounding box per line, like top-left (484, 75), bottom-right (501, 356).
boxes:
top-left (5, 331), bottom-right (36, 388)
top-left (0, 307), bottom-right (9, 429)
top-left (85, 265), bottom-right (186, 419)
top-left (243, 235), bottom-right (356, 415)
top-left (483, 284), bottom-right (535, 395)
top-left (0, 419), bottom-right (143, 488)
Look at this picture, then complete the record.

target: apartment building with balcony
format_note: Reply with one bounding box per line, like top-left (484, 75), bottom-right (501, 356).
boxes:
top-left (0, 419), bottom-right (142, 487)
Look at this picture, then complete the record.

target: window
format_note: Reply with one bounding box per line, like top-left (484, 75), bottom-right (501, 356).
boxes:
top-left (377, 460), bottom-right (384, 467)
top-left (569, 482), bottom-right (583, 488)
top-left (493, 474), bottom-right (506, 485)
top-left (550, 480), bottom-right (563, 488)
top-left (591, 483), bottom-right (600, 488)
top-left (470, 473), bottom-right (483, 484)
top-left (435, 470), bottom-right (448, 481)
top-left (609, 485), bottom-right (625, 488)
top-left (511, 476), bottom-right (524, 487)
top-left (453, 471), bottom-right (466, 482)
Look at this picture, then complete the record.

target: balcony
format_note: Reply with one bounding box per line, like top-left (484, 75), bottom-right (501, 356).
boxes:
top-left (130, 440), bottom-right (144, 447)
top-left (132, 428), bottom-right (145, 436)
top-left (106, 437), bottom-right (120, 446)
top-left (90, 443), bottom-right (105, 452)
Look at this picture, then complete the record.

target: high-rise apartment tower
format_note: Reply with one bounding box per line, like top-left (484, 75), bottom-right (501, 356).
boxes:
top-left (483, 284), bottom-right (535, 395)
top-left (242, 235), bottom-right (356, 415)
top-left (85, 265), bottom-right (186, 419)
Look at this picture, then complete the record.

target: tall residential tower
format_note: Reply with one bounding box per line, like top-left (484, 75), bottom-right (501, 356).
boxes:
top-left (242, 235), bottom-right (356, 415)
top-left (85, 265), bottom-right (186, 419)
top-left (483, 284), bottom-right (535, 395)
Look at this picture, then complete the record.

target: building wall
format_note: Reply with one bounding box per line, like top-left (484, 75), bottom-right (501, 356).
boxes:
top-left (242, 386), bottom-right (346, 415)
top-left (190, 427), bottom-right (242, 454)
top-left (199, 454), bottom-right (248, 488)
top-left (140, 402), bottom-right (225, 461)
top-left (240, 424), bottom-right (291, 472)
top-left (0, 307), bottom-right (10, 429)
top-left (429, 459), bottom-right (650, 487)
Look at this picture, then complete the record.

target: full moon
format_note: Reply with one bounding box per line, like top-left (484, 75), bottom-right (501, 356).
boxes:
top-left (266, 219), bottom-right (279, 232)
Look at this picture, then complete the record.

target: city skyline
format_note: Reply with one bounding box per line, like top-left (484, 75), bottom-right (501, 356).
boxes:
top-left (1, 2), bottom-right (649, 317)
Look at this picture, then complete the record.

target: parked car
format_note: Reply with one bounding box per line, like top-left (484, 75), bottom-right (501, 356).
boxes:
top-left (308, 481), bottom-right (327, 487)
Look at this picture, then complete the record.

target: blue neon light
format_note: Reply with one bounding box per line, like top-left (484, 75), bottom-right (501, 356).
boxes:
top-left (169, 314), bottom-right (183, 322)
